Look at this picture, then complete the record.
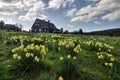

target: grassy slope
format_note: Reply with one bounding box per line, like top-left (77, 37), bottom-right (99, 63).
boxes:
top-left (0, 30), bottom-right (120, 80)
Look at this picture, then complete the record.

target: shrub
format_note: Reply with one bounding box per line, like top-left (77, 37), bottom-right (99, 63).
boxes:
top-left (57, 54), bottom-right (79, 80)
top-left (10, 44), bottom-right (48, 74)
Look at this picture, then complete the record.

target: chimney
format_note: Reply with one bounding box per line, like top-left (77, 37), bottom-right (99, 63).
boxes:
top-left (48, 20), bottom-right (50, 23)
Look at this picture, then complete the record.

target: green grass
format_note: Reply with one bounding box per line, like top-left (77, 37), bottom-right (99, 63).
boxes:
top-left (0, 30), bottom-right (120, 80)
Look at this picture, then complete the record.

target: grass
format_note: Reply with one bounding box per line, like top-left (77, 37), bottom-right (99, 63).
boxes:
top-left (0, 30), bottom-right (120, 80)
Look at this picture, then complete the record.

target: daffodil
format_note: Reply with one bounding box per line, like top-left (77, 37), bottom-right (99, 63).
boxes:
top-left (34, 56), bottom-right (40, 62)
top-left (107, 54), bottom-right (112, 57)
top-left (13, 54), bottom-right (18, 59)
top-left (60, 57), bottom-right (64, 61)
top-left (98, 55), bottom-right (104, 59)
top-left (35, 45), bottom-right (40, 50)
top-left (73, 56), bottom-right (76, 60)
top-left (26, 52), bottom-right (31, 58)
top-left (58, 76), bottom-right (64, 80)
top-left (31, 53), bottom-right (34, 57)
top-left (108, 49), bottom-right (111, 52)
top-left (67, 54), bottom-right (71, 59)
top-left (109, 63), bottom-right (113, 67)
top-left (111, 58), bottom-right (115, 61)
top-left (104, 62), bottom-right (108, 66)
top-left (17, 55), bottom-right (22, 60)
top-left (12, 49), bottom-right (15, 53)
top-left (73, 44), bottom-right (82, 53)
top-left (24, 48), bottom-right (27, 52)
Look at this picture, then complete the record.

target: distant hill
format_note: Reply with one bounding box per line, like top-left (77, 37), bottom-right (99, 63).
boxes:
top-left (86, 28), bottom-right (120, 36)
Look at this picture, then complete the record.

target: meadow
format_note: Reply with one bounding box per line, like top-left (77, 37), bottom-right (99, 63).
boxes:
top-left (0, 30), bottom-right (120, 80)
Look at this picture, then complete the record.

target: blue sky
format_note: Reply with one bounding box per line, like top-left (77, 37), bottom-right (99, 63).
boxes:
top-left (0, 0), bottom-right (120, 32)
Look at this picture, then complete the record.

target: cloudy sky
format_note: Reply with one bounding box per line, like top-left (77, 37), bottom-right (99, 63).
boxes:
top-left (0, 0), bottom-right (120, 32)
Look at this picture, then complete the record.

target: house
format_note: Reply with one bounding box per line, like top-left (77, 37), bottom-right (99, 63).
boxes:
top-left (4, 24), bottom-right (21, 31)
top-left (31, 18), bottom-right (61, 33)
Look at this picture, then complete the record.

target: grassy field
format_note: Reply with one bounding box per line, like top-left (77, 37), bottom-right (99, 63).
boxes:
top-left (0, 30), bottom-right (120, 80)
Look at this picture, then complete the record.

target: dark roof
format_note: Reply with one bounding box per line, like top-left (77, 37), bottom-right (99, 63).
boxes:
top-left (32, 18), bottom-right (58, 30)
top-left (5, 24), bottom-right (16, 28)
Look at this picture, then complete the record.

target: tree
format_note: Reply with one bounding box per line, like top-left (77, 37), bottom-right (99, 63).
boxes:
top-left (61, 28), bottom-right (63, 33)
top-left (64, 30), bottom-right (69, 34)
top-left (0, 20), bottom-right (5, 29)
top-left (79, 29), bottom-right (83, 34)
top-left (19, 24), bottom-right (23, 30)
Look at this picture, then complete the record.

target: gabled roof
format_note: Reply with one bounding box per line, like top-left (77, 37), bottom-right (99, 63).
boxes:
top-left (32, 18), bottom-right (58, 30)
top-left (49, 23), bottom-right (57, 29)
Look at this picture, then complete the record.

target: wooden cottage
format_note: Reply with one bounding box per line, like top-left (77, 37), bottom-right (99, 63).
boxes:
top-left (31, 18), bottom-right (61, 33)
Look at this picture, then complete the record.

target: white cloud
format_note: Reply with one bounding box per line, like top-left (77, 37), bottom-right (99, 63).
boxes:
top-left (102, 9), bottom-right (120, 21)
top-left (70, 0), bottom-right (120, 22)
top-left (22, 0), bottom-right (37, 7)
top-left (29, 1), bottom-right (46, 12)
top-left (48, 0), bottom-right (64, 9)
top-left (63, 0), bottom-right (75, 7)
top-left (0, 0), bottom-right (18, 3)
top-left (0, 0), bottom-right (24, 15)
top-left (19, 12), bottom-right (47, 21)
top-left (67, 24), bottom-right (75, 28)
top-left (71, 15), bottom-right (96, 22)
top-left (0, 0), bottom-right (46, 15)
top-left (0, 17), bottom-right (14, 24)
top-left (96, 0), bottom-right (120, 11)
top-left (66, 8), bottom-right (77, 17)
top-left (48, 0), bottom-right (75, 9)
top-left (94, 20), bottom-right (101, 25)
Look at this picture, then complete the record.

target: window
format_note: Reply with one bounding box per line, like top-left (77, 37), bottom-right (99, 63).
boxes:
top-left (44, 29), bottom-right (46, 32)
top-left (35, 24), bottom-right (37, 26)
top-left (35, 23), bottom-right (39, 26)
top-left (39, 29), bottom-right (41, 32)
top-left (54, 30), bottom-right (56, 32)
top-left (35, 29), bottom-right (36, 32)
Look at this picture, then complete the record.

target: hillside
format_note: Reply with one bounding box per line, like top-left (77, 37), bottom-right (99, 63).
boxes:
top-left (0, 30), bottom-right (120, 80)
top-left (88, 28), bottom-right (120, 36)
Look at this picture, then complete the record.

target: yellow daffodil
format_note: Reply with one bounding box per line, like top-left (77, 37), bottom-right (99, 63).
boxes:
top-left (26, 52), bottom-right (31, 58)
top-left (13, 54), bottom-right (18, 59)
top-left (99, 48), bottom-right (101, 51)
top-left (98, 55), bottom-right (104, 59)
top-left (109, 63), bottom-right (113, 67)
top-left (97, 52), bottom-right (100, 55)
top-left (67, 54), bottom-right (71, 59)
top-left (34, 56), bottom-right (40, 62)
top-left (24, 48), bottom-right (27, 52)
top-left (107, 54), bottom-right (112, 57)
top-left (73, 56), bottom-right (76, 60)
top-left (58, 76), bottom-right (64, 80)
top-left (73, 44), bottom-right (82, 53)
top-left (111, 58), bottom-right (115, 61)
top-left (17, 55), bottom-right (22, 60)
top-left (60, 57), bottom-right (64, 61)
top-left (31, 53), bottom-right (34, 57)
top-left (108, 49), bottom-right (111, 52)
top-left (104, 62), bottom-right (108, 66)
top-left (35, 45), bottom-right (40, 50)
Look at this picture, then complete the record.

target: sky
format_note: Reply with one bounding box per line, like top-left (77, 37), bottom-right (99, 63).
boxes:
top-left (0, 0), bottom-right (120, 32)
